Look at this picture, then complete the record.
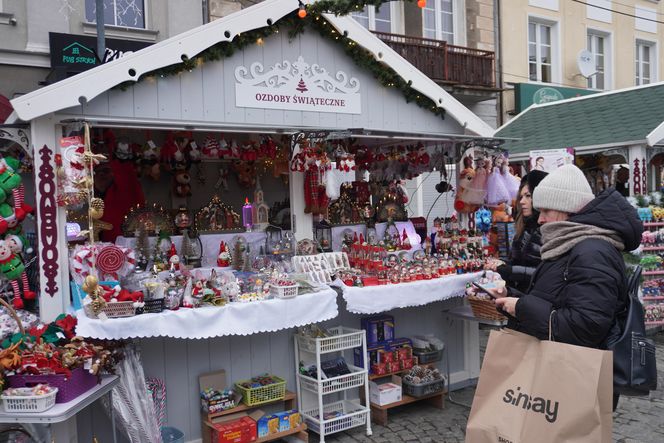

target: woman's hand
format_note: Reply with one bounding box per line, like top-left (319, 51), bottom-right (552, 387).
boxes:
top-left (494, 297), bottom-right (518, 316)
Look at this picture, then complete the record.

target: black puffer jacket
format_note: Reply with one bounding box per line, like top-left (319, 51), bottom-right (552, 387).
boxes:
top-left (497, 217), bottom-right (542, 291)
top-left (508, 189), bottom-right (643, 348)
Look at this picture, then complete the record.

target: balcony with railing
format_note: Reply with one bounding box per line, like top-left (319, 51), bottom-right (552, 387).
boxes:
top-left (372, 32), bottom-right (496, 89)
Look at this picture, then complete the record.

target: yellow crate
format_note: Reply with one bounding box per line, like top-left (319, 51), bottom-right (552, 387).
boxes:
top-left (234, 375), bottom-right (286, 406)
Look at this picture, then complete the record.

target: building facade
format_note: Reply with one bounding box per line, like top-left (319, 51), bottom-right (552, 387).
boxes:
top-left (499, 0), bottom-right (664, 125)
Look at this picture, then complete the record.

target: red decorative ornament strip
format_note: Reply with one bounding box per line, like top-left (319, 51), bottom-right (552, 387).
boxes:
top-left (38, 145), bottom-right (59, 297)
top-left (633, 159), bottom-right (641, 195)
top-left (642, 158), bottom-right (647, 194)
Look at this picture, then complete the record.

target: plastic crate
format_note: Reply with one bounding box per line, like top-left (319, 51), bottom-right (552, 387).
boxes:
top-left (401, 378), bottom-right (445, 398)
top-left (298, 364), bottom-right (367, 395)
top-left (1, 388), bottom-right (58, 413)
top-left (234, 375), bottom-right (286, 406)
top-left (301, 400), bottom-right (369, 436)
top-left (7, 367), bottom-right (98, 404)
top-left (270, 283), bottom-right (298, 299)
top-left (412, 349), bottom-right (443, 364)
top-left (296, 326), bottom-right (364, 354)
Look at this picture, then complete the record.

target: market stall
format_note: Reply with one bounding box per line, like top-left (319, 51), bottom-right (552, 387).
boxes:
top-left (3, 0), bottom-right (506, 441)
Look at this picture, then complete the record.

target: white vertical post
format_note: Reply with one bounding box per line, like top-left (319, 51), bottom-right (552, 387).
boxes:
top-left (32, 115), bottom-right (71, 321)
top-left (289, 169), bottom-right (313, 241)
top-left (628, 144), bottom-right (648, 196)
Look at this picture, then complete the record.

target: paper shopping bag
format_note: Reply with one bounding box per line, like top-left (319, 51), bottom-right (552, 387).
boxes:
top-left (465, 329), bottom-right (613, 443)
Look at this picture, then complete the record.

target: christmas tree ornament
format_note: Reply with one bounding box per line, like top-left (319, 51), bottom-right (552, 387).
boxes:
top-left (217, 241), bottom-right (231, 267)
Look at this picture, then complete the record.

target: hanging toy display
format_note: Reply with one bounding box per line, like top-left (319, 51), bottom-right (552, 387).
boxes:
top-left (454, 157), bottom-right (480, 213)
top-left (475, 207), bottom-right (493, 233)
top-left (0, 239), bottom-right (35, 309)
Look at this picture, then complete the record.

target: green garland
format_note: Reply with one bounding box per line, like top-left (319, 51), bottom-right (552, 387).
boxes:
top-left (119, 0), bottom-right (444, 119)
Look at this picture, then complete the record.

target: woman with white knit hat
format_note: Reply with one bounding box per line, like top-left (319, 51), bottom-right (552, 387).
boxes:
top-left (487, 164), bottom-right (643, 409)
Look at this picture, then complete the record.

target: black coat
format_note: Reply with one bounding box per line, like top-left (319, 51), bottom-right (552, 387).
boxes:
top-left (507, 189), bottom-right (643, 348)
top-left (497, 218), bottom-right (542, 291)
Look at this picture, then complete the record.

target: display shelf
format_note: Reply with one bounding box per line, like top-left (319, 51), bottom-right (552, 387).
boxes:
top-left (645, 320), bottom-right (664, 326)
top-left (369, 391), bottom-right (445, 426)
top-left (300, 400), bottom-right (370, 437)
top-left (202, 391), bottom-right (307, 443)
top-left (256, 423), bottom-right (308, 443)
top-left (298, 366), bottom-right (367, 395)
top-left (75, 288), bottom-right (338, 339)
top-left (296, 327), bottom-right (365, 355)
top-left (338, 272), bottom-right (482, 315)
top-left (642, 296), bottom-right (664, 301)
top-left (642, 246), bottom-right (664, 252)
top-left (206, 392), bottom-right (296, 420)
top-left (643, 270), bottom-right (664, 276)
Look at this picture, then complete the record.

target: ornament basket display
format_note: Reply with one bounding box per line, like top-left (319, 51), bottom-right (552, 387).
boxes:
top-left (83, 300), bottom-right (136, 319)
top-left (234, 375), bottom-right (286, 407)
top-left (467, 295), bottom-right (506, 321)
top-left (1, 387), bottom-right (58, 413)
top-left (269, 283), bottom-right (299, 299)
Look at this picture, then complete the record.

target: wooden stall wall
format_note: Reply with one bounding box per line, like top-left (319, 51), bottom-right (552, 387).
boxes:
top-left (76, 297), bottom-right (477, 443)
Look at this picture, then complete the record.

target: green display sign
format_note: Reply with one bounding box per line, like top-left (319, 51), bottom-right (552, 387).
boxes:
top-left (515, 83), bottom-right (596, 113)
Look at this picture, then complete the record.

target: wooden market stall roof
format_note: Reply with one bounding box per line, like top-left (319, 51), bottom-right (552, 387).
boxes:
top-left (494, 81), bottom-right (664, 159)
top-left (8, 0), bottom-right (493, 137)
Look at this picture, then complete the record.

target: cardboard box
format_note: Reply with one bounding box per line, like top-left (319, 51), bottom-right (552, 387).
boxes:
top-left (256, 413), bottom-right (279, 437)
top-left (361, 315), bottom-right (395, 345)
top-left (274, 411), bottom-right (291, 432)
top-left (199, 370), bottom-right (244, 443)
top-left (206, 411), bottom-right (260, 443)
top-left (354, 343), bottom-right (385, 368)
top-left (286, 409), bottom-right (301, 429)
top-left (369, 376), bottom-right (403, 406)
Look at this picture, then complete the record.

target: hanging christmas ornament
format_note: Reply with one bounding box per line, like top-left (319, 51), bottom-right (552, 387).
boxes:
top-left (90, 197), bottom-right (105, 220)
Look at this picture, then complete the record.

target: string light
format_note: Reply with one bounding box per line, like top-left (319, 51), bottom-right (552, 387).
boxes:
top-left (417, 0), bottom-right (426, 8)
top-left (298, 1), bottom-right (307, 18)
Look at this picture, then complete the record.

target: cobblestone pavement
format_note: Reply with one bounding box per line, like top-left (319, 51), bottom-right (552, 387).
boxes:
top-left (307, 331), bottom-right (664, 443)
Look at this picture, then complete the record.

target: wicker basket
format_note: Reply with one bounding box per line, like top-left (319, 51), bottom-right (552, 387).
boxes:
top-left (467, 296), bottom-right (506, 321)
top-left (234, 375), bottom-right (286, 406)
top-left (84, 301), bottom-right (136, 319)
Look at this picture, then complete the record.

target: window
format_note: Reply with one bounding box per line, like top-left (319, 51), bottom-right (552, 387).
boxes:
top-left (636, 41), bottom-right (656, 85)
top-left (85, 0), bottom-right (145, 29)
top-left (423, 0), bottom-right (454, 42)
top-left (587, 31), bottom-right (609, 90)
top-left (528, 20), bottom-right (553, 82)
top-left (351, 2), bottom-right (399, 33)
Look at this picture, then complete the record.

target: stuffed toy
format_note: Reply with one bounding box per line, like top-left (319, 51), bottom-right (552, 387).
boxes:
top-left (217, 241), bottom-right (231, 267)
top-left (202, 135), bottom-right (221, 159)
top-left (0, 157), bottom-right (32, 222)
top-left (0, 203), bottom-right (18, 235)
top-left (140, 140), bottom-right (161, 181)
top-left (0, 239), bottom-right (35, 309)
top-left (454, 157), bottom-right (480, 214)
top-left (173, 170), bottom-right (192, 197)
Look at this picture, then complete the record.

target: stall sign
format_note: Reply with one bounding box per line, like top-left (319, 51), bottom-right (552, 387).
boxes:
top-left (49, 32), bottom-right (151, 74)
top-left (515, 83), bottom-right (596, 113)
top-left (235, 56), bottom-right (361, 114)
top-left (529, 148), bottom-right (575, 172)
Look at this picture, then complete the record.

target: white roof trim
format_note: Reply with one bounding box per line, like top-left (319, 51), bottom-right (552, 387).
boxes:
top-left (10, 0), bottom-right (493, 137)
top-left (647, 120), bottom-right (664, 146)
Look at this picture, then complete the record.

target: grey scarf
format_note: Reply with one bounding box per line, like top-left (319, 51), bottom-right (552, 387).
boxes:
top-left (540, 221), bottom-right (624, 261)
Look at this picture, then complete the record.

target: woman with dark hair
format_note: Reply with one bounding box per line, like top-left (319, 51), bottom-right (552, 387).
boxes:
top-left (490, 170), bottom-right (548, 291)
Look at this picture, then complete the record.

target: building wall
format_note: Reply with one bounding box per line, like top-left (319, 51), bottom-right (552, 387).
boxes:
top-left (500, 0), bottom-right (664, 121)
top-left (467, 0), bottom-right (496, 51)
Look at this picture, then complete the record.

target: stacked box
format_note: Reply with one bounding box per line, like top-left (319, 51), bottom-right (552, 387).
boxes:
top-left (361, 315), bottom-right (395, 345)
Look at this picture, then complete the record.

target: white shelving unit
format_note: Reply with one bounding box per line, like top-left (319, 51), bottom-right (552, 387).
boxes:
top-left (294, 326), bottom-right (372, 443)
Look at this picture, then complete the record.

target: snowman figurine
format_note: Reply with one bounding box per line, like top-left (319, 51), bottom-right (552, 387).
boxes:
top-left (0, 239), bottom-right (35, 309)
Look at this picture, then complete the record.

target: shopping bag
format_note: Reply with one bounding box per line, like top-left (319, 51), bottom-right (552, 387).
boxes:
top-left (465, 328), bottom-right (613, 443)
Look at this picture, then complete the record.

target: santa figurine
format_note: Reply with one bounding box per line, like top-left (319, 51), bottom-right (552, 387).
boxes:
top-left (217, 241), bottom-right (231, 267)
top-left (401, 229), bottom-right (412, 250)
top-left (168, 243), bottom-right (180, 271)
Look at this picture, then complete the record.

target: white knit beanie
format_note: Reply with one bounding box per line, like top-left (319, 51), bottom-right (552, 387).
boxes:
top-left (533, 164), bottom-right (595, 213)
